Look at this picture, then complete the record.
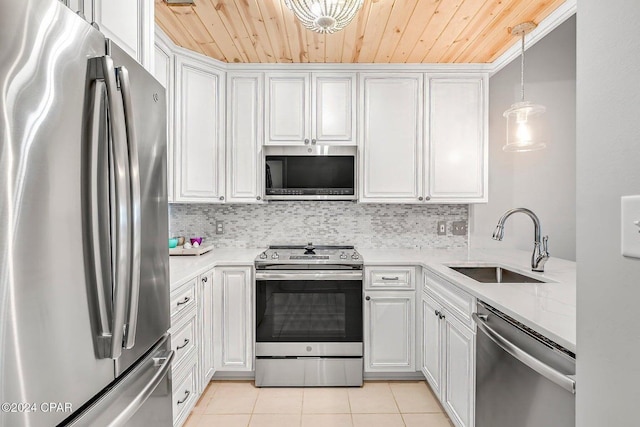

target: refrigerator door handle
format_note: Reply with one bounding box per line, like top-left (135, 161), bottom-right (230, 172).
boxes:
top-left (98, 55), bottom-right (132, 360)
top-left (116, 65), bottom-right (142, 350)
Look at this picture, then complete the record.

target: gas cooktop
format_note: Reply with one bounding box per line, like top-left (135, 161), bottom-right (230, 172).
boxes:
top-left (255, 243), bottom-right (363, 266)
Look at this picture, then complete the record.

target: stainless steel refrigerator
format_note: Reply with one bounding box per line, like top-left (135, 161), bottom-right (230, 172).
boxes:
top-left (0, 1), bottom-right (173, 426)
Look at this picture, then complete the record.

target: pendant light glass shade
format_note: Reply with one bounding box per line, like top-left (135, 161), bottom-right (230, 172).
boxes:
top-left (284, 0), bottom-right (364, 34)
top-left (503, 22), bottom-right (547, 152)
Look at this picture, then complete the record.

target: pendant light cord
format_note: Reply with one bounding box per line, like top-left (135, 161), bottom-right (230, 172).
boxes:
top-left (521, 33), bottom-right (525, 102)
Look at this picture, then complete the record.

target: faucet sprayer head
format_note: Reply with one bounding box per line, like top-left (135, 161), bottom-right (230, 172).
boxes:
top-left (492, 224), bottom-right (505, 241)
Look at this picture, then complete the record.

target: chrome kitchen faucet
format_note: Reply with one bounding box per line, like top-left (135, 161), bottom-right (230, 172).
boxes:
top-left (492, 208), bottom-right (550, 272)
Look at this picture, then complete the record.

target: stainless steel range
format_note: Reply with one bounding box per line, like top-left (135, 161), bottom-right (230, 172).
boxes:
top-left (255, 244), bottom-right (363, 387)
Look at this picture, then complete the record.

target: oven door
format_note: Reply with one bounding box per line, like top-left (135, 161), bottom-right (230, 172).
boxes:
top-left (255, 270), bottom-right (363, 357)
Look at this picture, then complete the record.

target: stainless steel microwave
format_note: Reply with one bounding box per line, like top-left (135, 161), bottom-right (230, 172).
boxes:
top-left (264, 146), bottom-right (357, 201)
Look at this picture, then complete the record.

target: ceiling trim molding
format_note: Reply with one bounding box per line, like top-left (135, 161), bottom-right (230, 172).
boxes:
top-left (488, 0), bottom-right (577, 76)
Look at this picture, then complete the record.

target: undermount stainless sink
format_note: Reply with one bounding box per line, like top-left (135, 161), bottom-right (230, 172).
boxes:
top-left (448, 266), bottom-right (546, 284)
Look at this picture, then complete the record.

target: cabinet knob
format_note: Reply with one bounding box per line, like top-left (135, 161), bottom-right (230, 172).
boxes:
top-left (365, 296), bottom-right (371, 301)
top-left (434, 309), bottom-right (440, 317)
top-left (418, 196), bottom-right (424, 201)
top-left (425, 196), bottom-right (431, 201)
top-left (304, 138), bottom-right (310, 145)
top-left (311, 139), bottom-right (317, 145)
top-left (202, 276), bottom-right (207, 283)
top-left (219, 196), bottom-right (225, 201)
top-left (256, 196), bottom-right (261, 201)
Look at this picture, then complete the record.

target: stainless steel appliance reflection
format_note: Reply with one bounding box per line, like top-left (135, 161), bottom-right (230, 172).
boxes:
top-left (474, 301), bottom-right (576, 427)
top-left (0, 2), bottom-right (172, 425)
top-left (255, 244), bottom-right (364, 386)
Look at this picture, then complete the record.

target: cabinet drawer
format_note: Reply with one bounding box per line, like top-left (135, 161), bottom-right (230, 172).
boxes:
top-left (170, 277), bottom-right (197, 320)
top-left (424, 271), bottom-right (475, 329)
top-left (172, 358), bottom-right (199, 427)
top-left (170, 313), bottom-right (197, 369)
top-left (366, 266), bottom-right (415, 290)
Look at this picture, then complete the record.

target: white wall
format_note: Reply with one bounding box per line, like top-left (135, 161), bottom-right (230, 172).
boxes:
top-left (576, 2), bottom-right (640, 425)
top-left (471, 16), bottom-right (576, 261)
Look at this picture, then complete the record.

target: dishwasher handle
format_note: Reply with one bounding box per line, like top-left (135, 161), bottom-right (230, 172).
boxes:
top-left (472, 313), bottom-right (576, 394)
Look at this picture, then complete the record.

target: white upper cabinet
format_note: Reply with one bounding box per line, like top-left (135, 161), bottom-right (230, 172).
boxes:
top-left (94, 0), bottom-right (153, 69)
top-left (359, 73), bottom-right (424, 203)
top-left (426, 75), bottom-right (488, 203)
top-left (174, 55), bottom-right (225, 203)
top-left (227, 73), bottom-right (264, 203)
top-left (153, 35), bottom-right (174, 202)
top-left (265, 72), bottom-right (356, 145)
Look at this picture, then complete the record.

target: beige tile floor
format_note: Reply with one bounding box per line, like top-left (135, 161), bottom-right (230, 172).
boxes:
top-left (185, 381), bottom-right (454, 427)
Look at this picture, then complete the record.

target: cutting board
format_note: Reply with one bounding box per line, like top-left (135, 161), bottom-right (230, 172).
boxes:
top-left (169, 244), bottom-right (214, 256)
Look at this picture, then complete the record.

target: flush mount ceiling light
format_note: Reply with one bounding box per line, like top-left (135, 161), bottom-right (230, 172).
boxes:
top-left (284, 0), bottom-right (364, 34)
top-left (503, 22), bottom-right (547, 152)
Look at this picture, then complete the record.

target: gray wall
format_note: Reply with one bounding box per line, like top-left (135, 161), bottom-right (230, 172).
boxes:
top-left (576, 2), bottom-right (640, 425)
top-left (471, 16), bottom-right (576, 261)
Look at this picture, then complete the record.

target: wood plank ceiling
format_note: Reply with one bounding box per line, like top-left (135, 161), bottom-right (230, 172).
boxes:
top-left (155, 0), bottom-right (567, 64)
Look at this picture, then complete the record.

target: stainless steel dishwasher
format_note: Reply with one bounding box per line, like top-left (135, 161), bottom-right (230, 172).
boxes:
top-left (473, 301), bottom-right (576, 427)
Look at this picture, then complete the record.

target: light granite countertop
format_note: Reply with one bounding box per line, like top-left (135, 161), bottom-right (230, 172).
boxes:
top-left (169, 246), bottom-right (576, 353)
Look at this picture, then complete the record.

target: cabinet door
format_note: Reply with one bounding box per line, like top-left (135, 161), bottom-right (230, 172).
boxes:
top-left (312, 73), bottom-right (356, 144)
top-left (265, 73), bottom-right (310, 145)
top-left (360, 74), bottom-right (424, 203)
top-left (175, 56), bottom-right (225, 202)
top-left (364, 291), bottom-right (415, 372)
top-left (199, 270), bottom-right (215, 392)
top-left (94, 0), bottom-right (153, 68)
top-left (214, 267), bottom-right (253, 371)
top-left (153, 38), bottom-right (174, 202)
top-left (227, 73), bottom-right (264, 203)
top-left (427, 75), bottom-right (487, 202)
top-left (421, 294), bottom-right (442, 396)
top-left (442, 310), bottom-right (475, 427)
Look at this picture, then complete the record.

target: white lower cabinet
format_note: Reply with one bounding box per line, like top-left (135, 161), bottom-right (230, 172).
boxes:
top-left (421, 272), bottom-right (476, 427)
top-left (199, 269), bottom-right (215, 392)
top-left (214, 266), bottom-right (254, 371)
top-left (364, 292), bottom-right (415, 372)
top-left (172, 352), bottom-right (199, 427)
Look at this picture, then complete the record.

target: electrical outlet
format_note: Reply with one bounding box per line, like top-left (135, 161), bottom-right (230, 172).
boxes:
top-left (216, 220), bottom-right (224, 235)
top-left (437, 221), bottom-right (446, 235)
top-left (452, 220), bottom-right (468, 236)
top-left (621, 195), bottom-right (640, 258)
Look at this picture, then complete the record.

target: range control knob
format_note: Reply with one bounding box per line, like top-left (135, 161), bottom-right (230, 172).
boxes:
top-left (271, 251), bottom-right (279, 259)
top-left (259, 252), bottom-right (267, 259)
top-left (351, 253), bottom-right (360, 260)
top-left (340, 252), bottom-right (348, 260)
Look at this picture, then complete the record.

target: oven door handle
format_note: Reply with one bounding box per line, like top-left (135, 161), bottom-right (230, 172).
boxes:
top-left (255, 271), bottom-right (363, 281)
top-left (472, 313), bottom-right (576, 394)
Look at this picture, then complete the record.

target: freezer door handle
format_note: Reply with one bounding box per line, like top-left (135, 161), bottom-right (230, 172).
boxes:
top-left (472, 313), bottom-right (576, 393)
top-left (117, 64), bottom-right (142, 350)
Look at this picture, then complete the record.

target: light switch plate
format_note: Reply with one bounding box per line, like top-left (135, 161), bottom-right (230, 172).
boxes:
top-left (437, 221), bottom-right (446, 236)
top-left (621, 195), bottom-right (640, 258)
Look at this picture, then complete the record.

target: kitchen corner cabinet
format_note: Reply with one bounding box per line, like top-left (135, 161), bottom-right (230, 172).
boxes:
top-left (214, 266), bottom-right (254, 371)
top-left (359, 74), bottom-right (424, 203)
top-left (227, 73), bottom-right (265, 203)
top-left (174, 54), bottom-right (226, 202)
top-left (153, 35), bottom-right (174, 202)
top-left (364, 266), bottom-right (416, 372)
top-left (265, 72), bottom-right (356, 145)
top-left (426, 75), bottom-right (488, 203)
top-left (421, 271), bottom-right (476, 427)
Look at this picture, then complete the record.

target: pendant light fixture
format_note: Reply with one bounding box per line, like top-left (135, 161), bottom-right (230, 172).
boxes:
top-left (503, 22), bottom-right (547, 152)
top-left (284, 0), bottom-right (364, 34)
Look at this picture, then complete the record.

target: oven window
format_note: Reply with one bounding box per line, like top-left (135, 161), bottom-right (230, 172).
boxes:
top-left (256, 280), bottom-right (363, 342)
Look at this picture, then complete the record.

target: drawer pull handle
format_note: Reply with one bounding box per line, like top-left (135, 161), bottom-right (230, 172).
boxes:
top-left (177, 390), bottom-right (191, 405)
top-left (176, 297), bottom-right (191, 306)
top-left (381, 276), bottom-right (399, 281)
top-left (176, 338), bottom-right (190, 350)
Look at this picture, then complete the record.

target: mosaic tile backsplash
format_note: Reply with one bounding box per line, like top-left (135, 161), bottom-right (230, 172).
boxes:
top-left (169, 202), bottom-right (468, 250)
